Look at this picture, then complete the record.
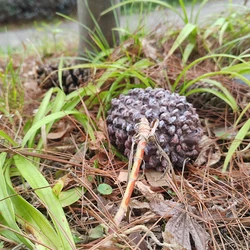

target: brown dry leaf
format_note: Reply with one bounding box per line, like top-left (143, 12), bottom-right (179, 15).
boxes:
top-left (130, 199), bottom-right (150, 210)
top-left (195, 135), bottom-right (221, 166)
top-left (129, 232), bottom-right (148, 250)
top-left (89, 131), bottom-right (106, 150)
top-left (136, 181), bottom-right (164, 201)
top-left (141, 38), bottom-right (158, 61)
top-left (212, 126), bottom-right (238, 139)
top-left (145, 170), bottom-right (169, 187)
top-left (162, 230), bottom-right (185, 250)
top-left (116, 170), bottom-right (128, 183)
top-left (165, 206), bottom-right (209, 250)
top-left (150, 199), bottom-right (182, 218)
top-left (91, 151), bottom-right (110, 165)
top-left (97, 195), bottom-right (116, 214)
top-left (47, 124), bottom-right (71, 140)
top-left (110, 38), bottom-right (135, 60)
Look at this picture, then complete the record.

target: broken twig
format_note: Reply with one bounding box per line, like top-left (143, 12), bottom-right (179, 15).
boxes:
top-left (113, 117), bottom-right (157, 227)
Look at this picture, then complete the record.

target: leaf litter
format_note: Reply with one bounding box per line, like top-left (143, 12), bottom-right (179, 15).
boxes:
top-left (0, 21), bottom-right (250, 250)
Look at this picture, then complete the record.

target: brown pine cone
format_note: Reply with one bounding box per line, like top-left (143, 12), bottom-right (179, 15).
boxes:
top-left (107, 87), bottom-right (203, 171)
top-left (36, 63), bottom-right (90, 94)
top-left (185, 80), bottom-right (250, 109)
top-left (182, 80), bottom-right (250, 121)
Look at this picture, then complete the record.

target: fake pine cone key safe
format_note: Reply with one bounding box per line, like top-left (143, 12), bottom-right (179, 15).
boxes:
top-left (107, 87), bottom-right (203, 171)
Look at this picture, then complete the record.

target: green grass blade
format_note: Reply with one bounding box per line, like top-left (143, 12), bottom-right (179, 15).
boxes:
top-left (14, 155), bottom-right (75, 249)
top-left (183, 78), bottom-right (239, 112)
top-left (63, 84), bottom-right (99, 110)
top-left (37, 88), bottom-right (66, 149)
top-left (235, 102), bottom-right (250, 127)
top-left (74, 113), bottom-right (96, 141)
top-left (5, 185), bottom-right (62, 249)
top-left (194, 0), bottom-right (209, 24)
top-left (178, 0), bottom-right (188, 23)
top-left (22, 110), bottom-right (79, 147)
top-left (167, 23), bottom-right (196, 58)
top-left (182, 42), bottom-right (195, 65)
top-left (223, 119), bottom-right (250, 172)
top-left (222, 62), bottom-right (250, 76)
top-left (0, 153), bottom-right (33, 248)
top-left (219, 21), bottom-right (228, 46)
top-left (28, 88), bottom-right (53, 148)
top-left (58, 57), bottom-right (64, 90)
top-left (173, 54), bottom-right (248, 89)
top-left (0, 130), bottom-right (18, 146)
top-left (101, 0), bottom-right (178, 17)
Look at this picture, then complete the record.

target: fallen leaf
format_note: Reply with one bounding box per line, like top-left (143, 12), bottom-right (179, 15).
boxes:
top-left (116, 170), bottom-right (128, 183)
top-left (212, 126), bottom-right (238, 139)
top-left (195, 135), bottom-right (221, 166)
top-left (129, 232), bottom-right (148, 250)
top-left (150, 199), bottom-right (182, 217)
top-left (89, 130), bottom-right (106, 150)
top-left (162, 230), bottom-right (185, 250)
top-left (47, 124), bottom-right (71, 139)
top-left (97, 183), bottom-right (113, 195)
top-left (145, 170), bottom-right (169, 187)
top-left (136, 181), bottom-right (164, 200)
top-left (91, 151), bottom-right (110, 165)
top-left (130, 199), bottom-right (150, 210)
top-left (89, 225), bottom-right (105, 240)
top-left (141, 38), bottom-right (158, 61)
top-left (165, 206), bottom-right (210, 250)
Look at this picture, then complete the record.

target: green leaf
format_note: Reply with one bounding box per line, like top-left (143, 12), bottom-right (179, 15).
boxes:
top-left (89, 225), bottom-right (105, 239)
top-left (6, 185), bottom-right (62, 249)
top-left (37, 88), bottom-right (67, 149)
top-left (22, 110), bottom-right (79, 147)
top-left (0, 153), bottom-right (32, 247)
top-left (74, 113), bottom-right (96, 141)
top-left (58, 57), bottom-right (64, 90)
top-left (223, 119), bottom-right (250, 172)
top-left (222, 62), bottom-right (250, 76)
top-left (203, 17), bottom-right (226, 39)
top-left (28, 88), bottom-right (53, 148)
top-left (182, 42), bottom-right (195, 65)
top-left (14, 155), bottom-right (75, 249)
top-left (58, 187), bottom-right (84, 207)
top-left (168, 23), bottom-right (196, 58)
top-left (219, 21), bottom-right (228, 46)
top-left (97, 183), bottom-right (113, 195)
top-left (53, 179), bottom-right (65, 197)
top-left (0, 130), bottom-right (18, 146)
top-left (173, 53), bottom-right (248, 90)
top-left (63, 84), bottom-right (100, 111)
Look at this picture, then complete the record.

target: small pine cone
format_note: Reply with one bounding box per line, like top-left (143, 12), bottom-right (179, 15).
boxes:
top-left (185, 80), bottom-right (250, 112)
top-left (107, 87), bottom-right (203, 171)
top-left (36, 63), bottom-right (90, 94)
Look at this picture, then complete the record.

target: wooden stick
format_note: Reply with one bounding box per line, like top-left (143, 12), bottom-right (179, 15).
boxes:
top-left (113, 117), bottom-right (153, 227)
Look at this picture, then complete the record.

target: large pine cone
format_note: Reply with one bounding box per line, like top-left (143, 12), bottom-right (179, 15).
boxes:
top-left (107, 87), bottom-right (203, 171)
top-left (36, 63), bottom-right (90, 94)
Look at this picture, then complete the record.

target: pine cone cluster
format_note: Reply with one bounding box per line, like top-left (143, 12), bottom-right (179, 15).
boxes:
top-left (36, 64), bottom-right (90, 94)
top-left (107, 88), bottom-right (203, 171)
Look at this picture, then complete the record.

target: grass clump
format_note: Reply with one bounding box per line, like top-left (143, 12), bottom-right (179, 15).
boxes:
top-left (0, 0), bottom-right (250, 249)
